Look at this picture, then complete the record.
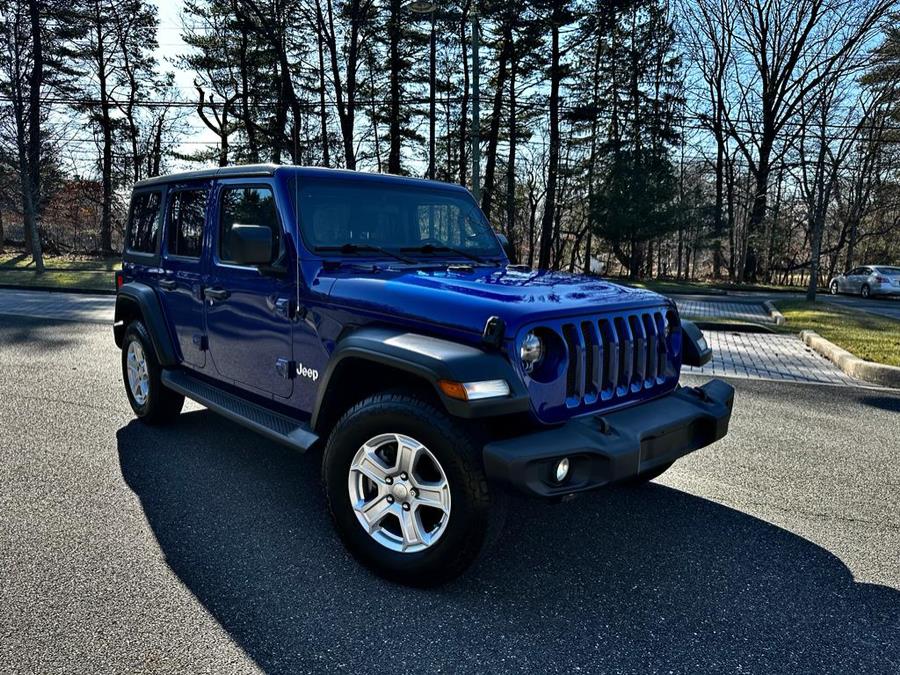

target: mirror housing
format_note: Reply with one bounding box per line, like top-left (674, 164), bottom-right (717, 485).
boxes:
top-left (681, 319), bottom-right (713, 367)
top-left (230, 224), bottom-right (273, 266)
top-left (496, 233), bottom-right (518, 264)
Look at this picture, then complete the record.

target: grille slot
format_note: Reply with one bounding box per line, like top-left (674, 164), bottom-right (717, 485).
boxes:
top-left (558, 309), bottom-right (674, 408)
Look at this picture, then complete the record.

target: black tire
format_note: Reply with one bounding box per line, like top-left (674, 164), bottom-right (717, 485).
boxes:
top-left (830, 281), bottom-right (839, 295)
top-left (861, 284), bottom-right (871, 299)
top-left (121, 321), bottom-right (184, 425)
top-left (621, 461), bottom-right (674, 487)
top-left (322, 392), bottom-right (502, 586)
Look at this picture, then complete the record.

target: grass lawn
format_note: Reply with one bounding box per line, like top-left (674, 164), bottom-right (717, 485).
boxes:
top-left (0, 252), bottom-right (119, 293)
top-left (774, 299), bottom-right (900, 367)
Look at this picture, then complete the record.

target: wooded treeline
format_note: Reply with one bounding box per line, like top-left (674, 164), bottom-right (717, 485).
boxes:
top-left (1, 0), bottom-right (899, 297)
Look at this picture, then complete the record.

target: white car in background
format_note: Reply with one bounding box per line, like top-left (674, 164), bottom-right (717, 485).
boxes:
top-left (829, 265), bottom-right (900, 298)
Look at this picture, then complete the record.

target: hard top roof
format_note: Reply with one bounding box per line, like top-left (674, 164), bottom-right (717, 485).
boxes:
top-left (133, 164), bottom-right (470, 193)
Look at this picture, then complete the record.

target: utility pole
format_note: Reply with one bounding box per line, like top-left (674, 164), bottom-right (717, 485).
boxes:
top-left (471, 4), bottom-right (481, 201)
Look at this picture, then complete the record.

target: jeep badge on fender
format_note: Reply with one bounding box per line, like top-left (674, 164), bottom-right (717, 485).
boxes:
top-left (113, 164), bottom-right (734, 587)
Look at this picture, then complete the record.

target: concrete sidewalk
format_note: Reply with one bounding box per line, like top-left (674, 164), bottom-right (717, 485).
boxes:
top-left (684, 330), bottom-right (860, 386)
top-left (0, 289), bottom-right (114, 324)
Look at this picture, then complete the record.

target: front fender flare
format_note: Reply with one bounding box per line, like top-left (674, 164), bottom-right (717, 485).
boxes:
top-left (310, 327), bottom-right (530, 428)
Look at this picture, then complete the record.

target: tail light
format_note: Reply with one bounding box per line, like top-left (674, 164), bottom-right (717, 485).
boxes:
top-left (874, 275), bottom-right (887, 284)
top-left (115, 270), bottom-right (124, 290)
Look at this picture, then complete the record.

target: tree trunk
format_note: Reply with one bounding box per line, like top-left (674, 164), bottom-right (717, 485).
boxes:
top-left (317, 25), bottom-right (330, 166)
top-left (427, 14), bottom-right (436, 179)
top-left (458, 4), bottom-right (470, 186)
top-left (480, 23), bottom-right (510, 220)
top-left (505, 50), bottom-right (517, 254)
top-left (537, 20), bottom-right (560, 271)
top-left (387, 0), bottom-right (402, 174)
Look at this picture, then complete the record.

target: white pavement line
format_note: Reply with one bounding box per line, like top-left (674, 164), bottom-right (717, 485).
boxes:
top-left (0, 289), bottom-right (114, 324)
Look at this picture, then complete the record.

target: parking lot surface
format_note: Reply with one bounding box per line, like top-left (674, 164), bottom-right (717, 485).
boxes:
top-left (1, 315), bottom-right (898, 674)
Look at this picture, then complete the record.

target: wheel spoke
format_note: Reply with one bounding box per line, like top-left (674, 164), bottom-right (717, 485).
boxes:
top-left (412, 481), bottom-right (450, 515)
top-left (394, 435), bottom-right (422, 475)
top-left (398, 507), bottom-right (427, 549)
top-left (357, 495), bottom-right (393, 533)
top-left (352, 446), bottom-right (391, 485)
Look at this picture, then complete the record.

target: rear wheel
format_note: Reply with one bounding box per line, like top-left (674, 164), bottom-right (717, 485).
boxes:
top-left (121, 321), bottom-right (184, 425)
top-left (322, 392), bottom-right (502, 586)
top-left (861, 284), bottom-right (871, 299)
top-left (830, 281), bottom-right (839, 295)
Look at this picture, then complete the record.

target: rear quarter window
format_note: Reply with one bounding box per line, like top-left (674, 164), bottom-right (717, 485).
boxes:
top-left (126, 190), bottom-right (163, 254)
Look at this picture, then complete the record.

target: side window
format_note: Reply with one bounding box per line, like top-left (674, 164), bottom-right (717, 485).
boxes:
top-left (127, 191), bottom-right (162, 254)
top-left (219, 186), bottom-right (281, 265)
top-left (167, 189), bottom-right (208, 258)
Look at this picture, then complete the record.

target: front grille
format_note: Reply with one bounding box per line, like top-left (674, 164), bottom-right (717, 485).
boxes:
top-left (558, 309), bottom-right (675, 408)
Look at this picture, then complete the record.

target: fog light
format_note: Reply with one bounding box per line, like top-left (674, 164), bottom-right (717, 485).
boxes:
top-left (554, 457), bottom-right (570, 483)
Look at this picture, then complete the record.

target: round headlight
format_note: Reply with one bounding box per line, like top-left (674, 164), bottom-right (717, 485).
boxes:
top-left (520, 331), bottom-right (544, 373)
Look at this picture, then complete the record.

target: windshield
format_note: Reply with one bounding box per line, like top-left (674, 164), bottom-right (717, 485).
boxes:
top-left (293, 176), bottom-right (502, 259)
top-left (875, 266), bottom-right (900, 275)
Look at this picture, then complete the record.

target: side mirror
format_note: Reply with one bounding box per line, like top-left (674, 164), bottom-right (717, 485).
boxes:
top-left (496, 233), bottom-right (518, 264)
top-left (230, 224), bottom-right (273, 266)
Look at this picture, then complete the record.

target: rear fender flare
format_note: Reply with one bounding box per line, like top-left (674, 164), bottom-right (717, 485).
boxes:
top-left (114, 282), bottom-right (178, 367)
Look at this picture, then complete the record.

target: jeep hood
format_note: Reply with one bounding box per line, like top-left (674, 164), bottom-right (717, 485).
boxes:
top-left (319, 265), bottom-right (671, 337)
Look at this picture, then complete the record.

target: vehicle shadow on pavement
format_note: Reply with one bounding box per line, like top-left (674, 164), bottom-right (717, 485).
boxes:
top-left (117, 412), bottom-right (900, 674)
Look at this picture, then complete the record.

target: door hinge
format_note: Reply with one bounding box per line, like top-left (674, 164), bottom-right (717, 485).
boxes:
top-left (192, 334), bottom-right (209, 351)
top-left (276, 358), bottom-right (296, 379)
top-left (273, 297), bottom-right (296, 320)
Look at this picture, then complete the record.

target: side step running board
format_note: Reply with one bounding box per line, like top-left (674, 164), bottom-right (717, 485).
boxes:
top-left (161, 370), bottom-right (318, 452)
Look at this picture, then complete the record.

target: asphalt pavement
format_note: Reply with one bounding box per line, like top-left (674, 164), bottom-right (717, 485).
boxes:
top-left (1, 315), bottom-right (899, 674)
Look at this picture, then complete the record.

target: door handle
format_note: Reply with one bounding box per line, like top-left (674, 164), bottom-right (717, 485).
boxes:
top-left (158, 279), bottom-right (177, 290)
top-left (204, 287), bottom-right (230, 302)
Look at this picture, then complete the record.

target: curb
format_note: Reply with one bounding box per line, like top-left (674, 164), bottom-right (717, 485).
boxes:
top-left (763, 300), bottom-right (786, 325)
top-left (800, 330), bottom-right (900, 388)
top-left (0, 283), bottom-right (114, 296)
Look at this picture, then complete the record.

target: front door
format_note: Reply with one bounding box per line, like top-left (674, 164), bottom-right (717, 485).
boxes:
top-left (160, 185), bottom-right (209, 369)
top-left (205, 181), bottom-right (294, 399)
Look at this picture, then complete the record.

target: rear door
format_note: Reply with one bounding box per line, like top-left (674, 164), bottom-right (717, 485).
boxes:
top-left (160, 185), bottom-right (210, 369)
top-left (205, 180), bottom-right (294, 399)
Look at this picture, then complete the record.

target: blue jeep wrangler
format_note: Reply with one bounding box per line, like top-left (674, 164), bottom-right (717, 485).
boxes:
top-left (114, 165), bottom-right (733, 586)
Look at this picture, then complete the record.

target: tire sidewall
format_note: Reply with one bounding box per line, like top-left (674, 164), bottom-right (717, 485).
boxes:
top-left (324, 397), bottom-right (490, 582)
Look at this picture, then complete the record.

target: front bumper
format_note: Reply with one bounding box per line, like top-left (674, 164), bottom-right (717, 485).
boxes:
top-left (483, 379), bottom-right (734, 497)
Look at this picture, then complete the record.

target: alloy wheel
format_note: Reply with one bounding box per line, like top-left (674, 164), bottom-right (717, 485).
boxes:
top-left (348, 433), bottom-right (452, 553)
top-left (126, 340), bottom-right (150, 406)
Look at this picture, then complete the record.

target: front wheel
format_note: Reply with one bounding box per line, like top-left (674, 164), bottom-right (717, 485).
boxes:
top-left (861, 284), bottom-right (871, 299)
top-left (322, 392), bottom-right (502, 586)
top-left (830, 281), bottom-right (839, 295)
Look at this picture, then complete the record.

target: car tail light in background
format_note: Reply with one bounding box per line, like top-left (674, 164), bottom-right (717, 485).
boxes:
top-left (115, 271), bottom-right (124, 290)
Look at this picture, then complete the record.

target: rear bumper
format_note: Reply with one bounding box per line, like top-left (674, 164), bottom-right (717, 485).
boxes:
top-left (872, 285), bottom-right (900, 296)
top-left (483, 379), bottom-right (734, 497)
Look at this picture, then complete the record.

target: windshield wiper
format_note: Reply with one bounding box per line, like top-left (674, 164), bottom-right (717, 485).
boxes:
top-left (314, 243), bottom-right (415, 264)
top-left (400, 243), bottom-right (490, 264)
